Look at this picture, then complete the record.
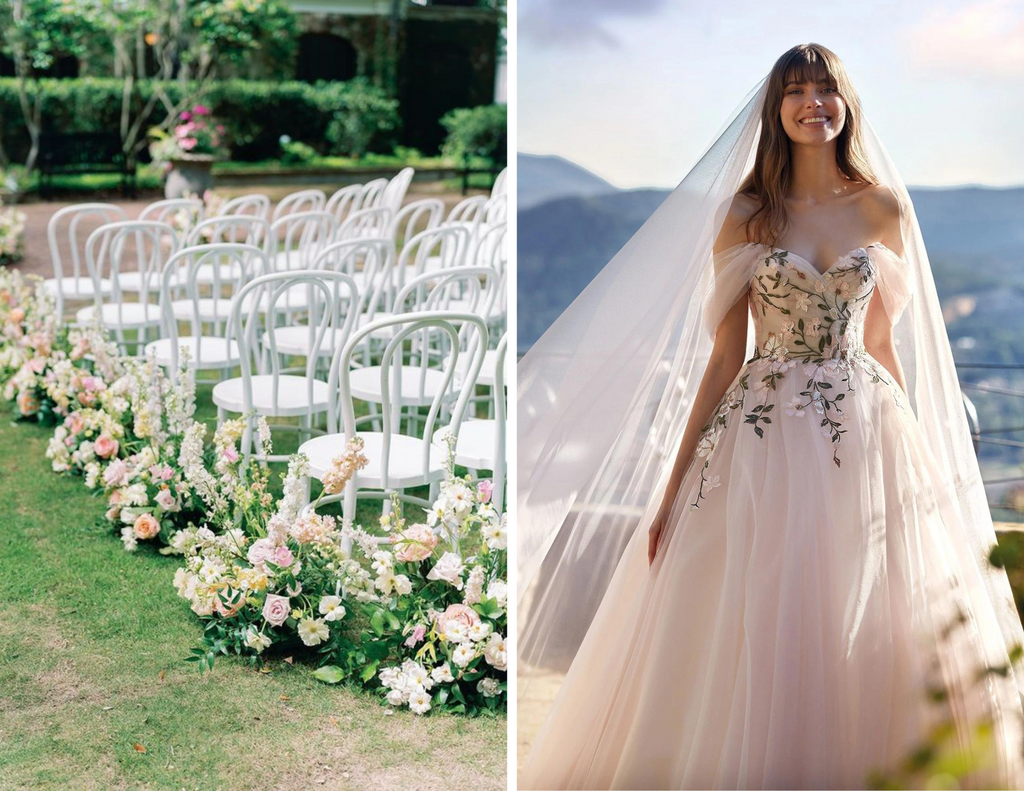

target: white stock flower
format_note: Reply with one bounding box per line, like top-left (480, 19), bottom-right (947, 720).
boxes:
top-left (120, 526), bottom-right (138, 552)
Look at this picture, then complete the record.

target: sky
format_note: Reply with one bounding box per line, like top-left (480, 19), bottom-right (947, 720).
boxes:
top-left (518, 0), bottom-right (1024, 189)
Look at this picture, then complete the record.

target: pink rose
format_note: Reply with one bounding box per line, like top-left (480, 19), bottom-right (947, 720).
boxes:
top-left (108, 489), bottom-right (123, 505)
top-left (103, 459), bottom-right (129, 488)
top-left (246, 538), bottom-right (276, 570)
top-left (404, 624), bottom-right (427, 648)
top-left (27, 357), bottom-right (46, 374)
top-left (435, 604), bottom-right (481, 636)
top-left (155, 488), bottom-right (179, 512)
top-left (179, 137), bottom-right (198, 151)
top-left (148, 464), bottom-right (174, 481)
top-left (394, 524), bottom-right (438, 563)
top-left (180, 110), bottom-right (192, 122)
top-left (94, 435), bottom-right (119, 459)
top-left (77, 391), bottom-right (96, 407)
top-left (133, 513), bottom-right (160, 540)
top-left (105, 505), bottom-right (120, 522)
top-left (262, 594), bottom-right (290, 627)
top-left (477, 480), bottom-right (494, 504)
top-left (68, 413), bottom-right (85, 435)
top-left (273, 546), bottom-right (294, 568)
top-left (193, 104), bottom-right (210, 115)
top-left (222, 446), bottom-right (238, 463)
top-left (81, 376), bottom-right (100, 392)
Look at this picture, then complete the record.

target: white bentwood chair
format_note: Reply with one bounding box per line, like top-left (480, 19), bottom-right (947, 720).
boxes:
top-left (299, 311), bottom-right (487, 524)
top-left (45, 203), bottom-right (127, 320)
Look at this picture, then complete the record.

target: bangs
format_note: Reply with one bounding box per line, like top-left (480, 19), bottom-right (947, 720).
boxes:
top-left (782, 52), bottom-right (838, 89)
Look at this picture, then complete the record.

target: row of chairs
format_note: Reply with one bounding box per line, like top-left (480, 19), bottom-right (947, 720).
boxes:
top-left (42, 169), bottom-right (509, 515)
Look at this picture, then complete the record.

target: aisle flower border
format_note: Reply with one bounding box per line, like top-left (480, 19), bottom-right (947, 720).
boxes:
top-left (0, 265), bottom-right (507, 718)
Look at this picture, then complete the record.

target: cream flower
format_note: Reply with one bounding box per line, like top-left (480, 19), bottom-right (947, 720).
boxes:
top-left (298, 617), bottom-right (330, 647)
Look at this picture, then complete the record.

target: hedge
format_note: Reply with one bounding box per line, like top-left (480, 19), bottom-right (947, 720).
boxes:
top-left (440, 104), bottom-right (507, 166)
top-left (0, 78), bottom-right (400, 163)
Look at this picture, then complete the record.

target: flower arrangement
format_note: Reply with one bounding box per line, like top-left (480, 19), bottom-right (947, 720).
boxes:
top-left (46, 406), bottom-right (128, 487)
top-left (0, 199), bottom-right (27, 266)
top-left (150, 105), bottom-right (227, 164)
top-left (176, 432), bottom-right (375, 670)
top-left (0, 270), bottom-right (57, 386)
top-left (4, 324), bottom-right (124, 425)
top-left (102, 354), bottom-right (206, 552)
top-left (318, 433), bottom-right (508, 716)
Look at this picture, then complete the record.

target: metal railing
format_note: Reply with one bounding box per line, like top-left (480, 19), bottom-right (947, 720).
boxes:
top-left (956, 362), bottom-right (1024, 517)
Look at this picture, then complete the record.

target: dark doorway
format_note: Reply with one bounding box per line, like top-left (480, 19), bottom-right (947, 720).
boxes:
top-left (296, 33), bottom-right (358, 82)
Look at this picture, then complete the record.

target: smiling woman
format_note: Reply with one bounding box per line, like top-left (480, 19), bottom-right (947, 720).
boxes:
top-left (517, 42), bottom-right (1024, 790)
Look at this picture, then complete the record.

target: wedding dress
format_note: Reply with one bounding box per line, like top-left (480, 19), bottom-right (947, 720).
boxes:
top-left (517, 64), bottom-right (1024, 790)
top-left (518, 240), bottom-right (1024, 789)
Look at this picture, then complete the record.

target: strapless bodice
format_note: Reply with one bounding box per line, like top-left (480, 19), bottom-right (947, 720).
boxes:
top-left (747, 243), bottom-right (885, 366)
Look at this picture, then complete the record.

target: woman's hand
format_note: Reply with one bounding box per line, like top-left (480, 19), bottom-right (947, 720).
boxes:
top-left (648, 506), bottom-right (670, 566)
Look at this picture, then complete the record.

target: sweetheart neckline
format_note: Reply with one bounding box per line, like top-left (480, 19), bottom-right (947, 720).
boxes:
top-left (750, 241), bottom-right (888, 278)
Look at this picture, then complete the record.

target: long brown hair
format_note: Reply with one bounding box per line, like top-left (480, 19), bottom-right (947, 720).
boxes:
top-left (738, 43), bottom-right (878, 247)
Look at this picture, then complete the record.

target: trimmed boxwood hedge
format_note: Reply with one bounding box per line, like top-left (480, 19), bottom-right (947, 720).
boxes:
top-left (0, 77), bottom-right (400, 163)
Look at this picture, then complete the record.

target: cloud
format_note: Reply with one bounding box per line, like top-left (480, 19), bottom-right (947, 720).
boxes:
top-left (520, 0), bottom-right (669, 48)
top-left (908, 0), bottom-right (1024, 79)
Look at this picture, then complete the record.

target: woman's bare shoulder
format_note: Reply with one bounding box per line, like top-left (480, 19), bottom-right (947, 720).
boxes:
top-left (855, 183), bottom-right (904, 254)
top-left (715, 192), bottom-right (760, 252)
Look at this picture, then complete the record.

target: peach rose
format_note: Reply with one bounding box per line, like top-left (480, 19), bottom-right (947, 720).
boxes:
top-left (394, 524), bottom-right (438, 563)
top-left (133, 512), bottom-right (160, 540)
top-left (16, 389), bottom-right (39, 417)
top-left (9, 307), bottom-right (25, 324)
top-left (68, 412), bottom-right (86, 435)
top-left (435, 603), bottom-right (480, 636)
top-left (94, 435), bottom-right (119, 459)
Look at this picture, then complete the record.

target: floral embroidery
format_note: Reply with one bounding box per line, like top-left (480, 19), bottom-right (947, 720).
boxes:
top-left (689, 244), bottom-right (903, 506)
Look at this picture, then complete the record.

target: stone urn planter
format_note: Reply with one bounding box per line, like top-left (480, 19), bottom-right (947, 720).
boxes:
top-left (165, 154), bottom-right (215, 199)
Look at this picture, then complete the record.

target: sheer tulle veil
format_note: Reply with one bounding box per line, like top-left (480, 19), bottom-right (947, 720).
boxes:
top-left (516, 69), bottom-right (1024, 734)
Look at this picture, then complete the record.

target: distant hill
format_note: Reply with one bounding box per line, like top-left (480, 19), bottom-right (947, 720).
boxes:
top-left (517, 153), bottom-right (618, 211)
top-left (518, 179), bottom-right (1024, 352)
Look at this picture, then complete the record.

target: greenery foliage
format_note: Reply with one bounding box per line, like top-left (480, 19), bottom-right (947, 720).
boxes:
top-left (0, 77), bottom-right (401, 162)
top-left (440, 104), bottom-right (507, 165)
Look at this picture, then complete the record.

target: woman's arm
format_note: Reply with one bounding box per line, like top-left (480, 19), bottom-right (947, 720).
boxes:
top-left (648, 197), bottom-right (753, 565)
top-left (862, 185), bottom-right (909, 396)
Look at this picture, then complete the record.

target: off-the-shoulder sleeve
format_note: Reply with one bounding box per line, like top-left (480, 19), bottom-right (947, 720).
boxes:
top-left (870, 243), bottom-right (914, 325)
top-left (701, 243), bottom-right (760, 340)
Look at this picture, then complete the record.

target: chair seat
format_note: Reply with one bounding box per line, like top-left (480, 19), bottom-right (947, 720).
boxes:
top-left (241, 284), bottom-right (313, 313)
top-left (75, 302), bottom-right (161, 329)
top-left (300, 431), bottom-right (445, 490)
top-left (171, 298), bottom-right (234, 323)
top-left (477, 349), bottom-right (509, 388)
top-left (263, 325), bottom-right (348, 358)
top-left (118, 270), bottom-right (166, 293)
top-left (44, 276), bottom-right (112, 300)
top-left (274, 249), bottom-right (316, 271)
top-left (194, 261), bottom-right (245, 285)
top-left (349, 365), bottom-right (455, 406)
top-left (433, 419), bottom-right (496, 470)
top-left (212, 374), bottom-right (330, 417)
top-left (144, 336), bottom-right (241, 369)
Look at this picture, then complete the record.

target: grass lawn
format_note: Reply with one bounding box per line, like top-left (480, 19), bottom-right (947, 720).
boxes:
top-left (0, 385), bottom-right (506, 791)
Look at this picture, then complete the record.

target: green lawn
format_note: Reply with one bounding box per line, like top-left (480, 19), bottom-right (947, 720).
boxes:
top-left (0, 388), bottom-right (506, 791)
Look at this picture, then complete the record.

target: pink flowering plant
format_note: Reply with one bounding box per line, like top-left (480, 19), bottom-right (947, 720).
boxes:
top-left (101, 354), bottom-right (206, 552)
top-left (315, 431), bottom-right (508, 716)
top-left (176, 432), bottom-right (377, 672)
top-left (149, 105), bottom-right (227, 163)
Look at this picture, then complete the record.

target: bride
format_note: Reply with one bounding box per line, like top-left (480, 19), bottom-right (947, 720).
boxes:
top-left (517, 44), bottom-right (1024, 789)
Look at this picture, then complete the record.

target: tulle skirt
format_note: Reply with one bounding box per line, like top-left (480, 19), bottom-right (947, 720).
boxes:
top-left (519, 352), bottom-right (1024, 790)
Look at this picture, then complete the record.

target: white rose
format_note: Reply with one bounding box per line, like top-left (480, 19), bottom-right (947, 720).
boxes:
top-left (426, 552), bottom-right (465, 590)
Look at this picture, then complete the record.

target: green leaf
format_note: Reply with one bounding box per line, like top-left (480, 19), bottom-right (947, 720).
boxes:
top-left (359, 662), bottom-right (379, 683)
top-left (370, 609), bottom-right (385, 636)
top-left (384, 611), bottom-right (401, 631)
top-left (313, 666), bottom-right (344, 685)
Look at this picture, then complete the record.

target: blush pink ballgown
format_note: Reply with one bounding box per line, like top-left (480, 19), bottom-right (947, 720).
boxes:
top-left (519, 242), bottom-right (1024, 790)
